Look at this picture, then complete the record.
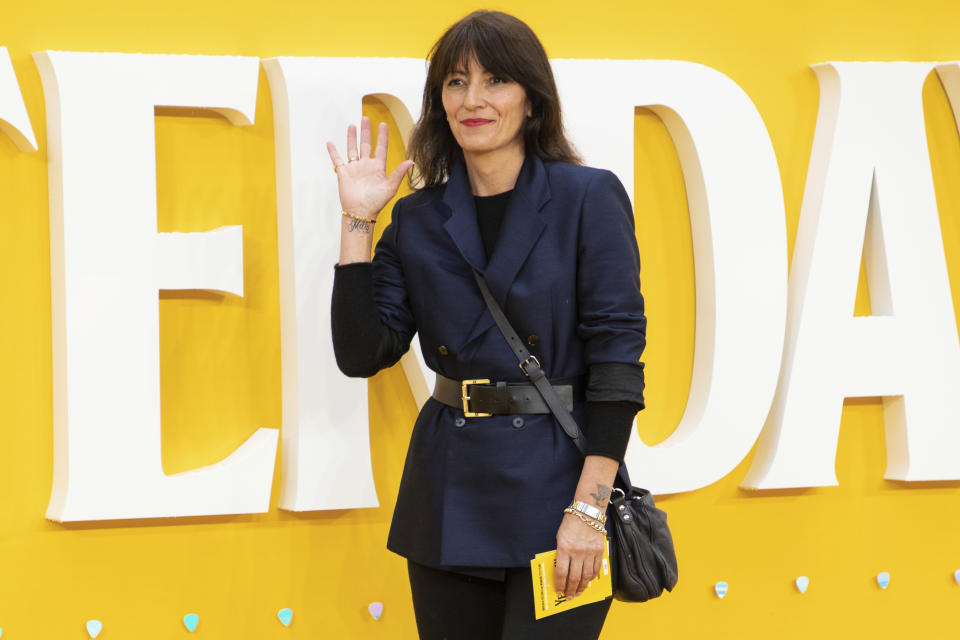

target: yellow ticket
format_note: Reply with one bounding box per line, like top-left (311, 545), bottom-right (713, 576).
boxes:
top-left (529, 538), bottom-right (612, 619)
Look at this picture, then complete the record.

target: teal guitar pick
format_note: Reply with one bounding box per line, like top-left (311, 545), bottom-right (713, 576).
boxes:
top-left (86, 620), bottom-right (103, 638)
top-left (183, 613), bottom-right (199, 632)
top-left (714, 581), bottom-right (728, 598)
top-left (795, 576), bottom-right (809, 594)
top-left (277, 608), bottom-right (293, 627)
top-left (368, 602), bottom-right (384, 620)
top-left (876, 572), bottom-right (890, 589)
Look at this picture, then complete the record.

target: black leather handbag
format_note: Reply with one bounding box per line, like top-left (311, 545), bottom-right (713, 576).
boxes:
top-left (472, 270), bottom-right (679, 602)
top-left (606, 467), bottom-right (679, 601)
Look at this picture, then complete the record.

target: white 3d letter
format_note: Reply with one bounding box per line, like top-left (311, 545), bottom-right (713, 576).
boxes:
top-left (36, 51), bottom-right (278, 521)
top-left (743, 62), bottom-right (960, 489)
top-left (264, 57), bottom-right (425, 510)
top-left (552, 60), bottom-right (788, 494)
top-left (0, 47), bottom-right (36, 150)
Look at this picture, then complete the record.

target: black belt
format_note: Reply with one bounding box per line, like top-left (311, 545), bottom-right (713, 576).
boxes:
top-left (432, 374), bottom-right (585, 417)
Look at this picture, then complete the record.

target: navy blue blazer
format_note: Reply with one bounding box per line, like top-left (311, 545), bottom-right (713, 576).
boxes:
top-left (372, 153), bottom-right (646, 568)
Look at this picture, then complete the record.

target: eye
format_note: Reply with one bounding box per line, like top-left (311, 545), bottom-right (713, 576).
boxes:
top-left (489, 76), bottom-right (506, 85)
top-left (446, 77), bottom-right (464, 87)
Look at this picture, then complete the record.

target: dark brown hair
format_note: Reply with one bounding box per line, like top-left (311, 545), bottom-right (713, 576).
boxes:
top-left (407, 10), bottom-right (581, 189)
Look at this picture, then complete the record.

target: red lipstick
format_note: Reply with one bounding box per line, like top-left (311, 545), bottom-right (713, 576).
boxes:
top-left (462, 118), bottom-right (492, 126)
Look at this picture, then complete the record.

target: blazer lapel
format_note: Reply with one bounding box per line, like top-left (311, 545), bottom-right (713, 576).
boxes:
top-left (454, 154), bottom-right (552, 352)
top-left (483, 154), bottom-right (551, 306)
top-left (442, 159), bottom-right (487, 272)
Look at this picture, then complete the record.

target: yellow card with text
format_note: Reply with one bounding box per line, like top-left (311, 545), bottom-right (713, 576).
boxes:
top-left (529, 538), bottom-right (612, 619)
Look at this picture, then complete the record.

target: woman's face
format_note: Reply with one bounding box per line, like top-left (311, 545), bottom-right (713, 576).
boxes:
top-left (441, 57), bottom-right (531, 160)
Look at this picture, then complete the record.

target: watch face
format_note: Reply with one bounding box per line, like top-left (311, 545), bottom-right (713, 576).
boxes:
top-left (572, 501), bottom-right (605, 521)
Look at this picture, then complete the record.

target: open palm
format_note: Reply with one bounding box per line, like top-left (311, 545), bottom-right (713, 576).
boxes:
top-left (326, 116), bottom-right (413, 220)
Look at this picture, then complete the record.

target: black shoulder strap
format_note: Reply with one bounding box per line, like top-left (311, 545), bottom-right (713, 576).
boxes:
top-left (472, 270), bottom-right (586, 454)
top-left (472, 270), bottom-right (636, 491)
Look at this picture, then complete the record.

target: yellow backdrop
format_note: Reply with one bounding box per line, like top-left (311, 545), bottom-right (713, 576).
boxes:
top-left (1, 0), bottom-right (959, 637)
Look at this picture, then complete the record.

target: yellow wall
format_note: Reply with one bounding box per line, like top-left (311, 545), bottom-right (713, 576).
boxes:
top-left (1, 0), bottom-right (960, 637)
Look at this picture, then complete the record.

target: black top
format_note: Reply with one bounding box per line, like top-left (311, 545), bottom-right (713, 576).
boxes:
top-left (474, 190), bottom-right (511, 258)
top-left (331, 188), bottom-right (642, 464)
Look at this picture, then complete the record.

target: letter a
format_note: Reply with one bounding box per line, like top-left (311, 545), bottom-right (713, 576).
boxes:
top-left (744, 62), bottom-right (960, 488)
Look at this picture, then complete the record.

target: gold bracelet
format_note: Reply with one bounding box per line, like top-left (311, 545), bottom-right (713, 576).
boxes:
top-left (564, 507), bottom-right (606, 533)
top-left (342, 210), bottom-right (377, 224)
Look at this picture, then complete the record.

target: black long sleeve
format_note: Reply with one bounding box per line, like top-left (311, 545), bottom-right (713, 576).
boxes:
top-left (583, 363), bottom-right (645, 464)
top-left (331, 261), bottom-right (408, 378)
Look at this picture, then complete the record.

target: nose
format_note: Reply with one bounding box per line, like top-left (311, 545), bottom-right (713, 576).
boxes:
top-left (464, 82), bottom-right (484, 109)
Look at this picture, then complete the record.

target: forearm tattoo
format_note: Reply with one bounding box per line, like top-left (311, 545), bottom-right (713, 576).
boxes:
top-left (590, 483), bottom-right (612, 508)
top-left (347, 218), bottom-right (372, 234)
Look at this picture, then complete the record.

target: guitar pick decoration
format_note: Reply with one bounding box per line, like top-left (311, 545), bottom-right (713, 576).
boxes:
top-left (368, 601), bottom-right (384, 620)
top-left (86, 620), bottom-right (103, 638)
top-left (876, 571), bottom-right (890, 589)
top-left (277, 608), bottom-right (293, 627)
top-left (0, 627), bottom-right (4, 637)
top-left (954, 569), bottom-right (960, 586)
top-left (714, 581), bottom-right (728, 598)
top-left (795, 576), bottom-right (809, 594)
top-left (183, 613), bottom-right (199, 632)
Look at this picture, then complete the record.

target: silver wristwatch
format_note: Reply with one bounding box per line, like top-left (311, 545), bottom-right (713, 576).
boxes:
top-left (566, 500), bottom-right (607, 524)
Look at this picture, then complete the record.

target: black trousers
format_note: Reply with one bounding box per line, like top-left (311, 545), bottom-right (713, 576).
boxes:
top-left (407, 560), bottom-right (613, 640)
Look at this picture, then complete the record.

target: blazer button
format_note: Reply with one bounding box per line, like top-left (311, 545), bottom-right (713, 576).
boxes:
top-left (526, 335), bottom-right (539, 347)
top-left (438, 345), bottom-right (449, 356)
top-left (512, 416), bottom-right (524, 429)
top-left (454, 417), bottom-right (466, 428)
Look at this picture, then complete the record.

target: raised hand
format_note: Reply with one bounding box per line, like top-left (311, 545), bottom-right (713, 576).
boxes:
top-left (326, 116), bottom-right (414, 221)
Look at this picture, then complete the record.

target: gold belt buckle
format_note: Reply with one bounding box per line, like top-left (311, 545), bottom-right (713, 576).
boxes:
top-left (461, 379), bottom-right (492, 418)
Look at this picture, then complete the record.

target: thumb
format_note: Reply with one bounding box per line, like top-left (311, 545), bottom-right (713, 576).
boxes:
top-left (387, 160), bottom-right (415, 192)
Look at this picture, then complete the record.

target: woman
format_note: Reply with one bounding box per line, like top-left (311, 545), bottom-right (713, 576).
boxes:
top-left (327, 10), bottom-right (645, 640)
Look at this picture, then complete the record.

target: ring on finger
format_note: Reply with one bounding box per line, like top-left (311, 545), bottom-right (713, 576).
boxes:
top-left (348, 156), bottom-right (359, 163)
top-left (333, 162), bottom-right (345, 173)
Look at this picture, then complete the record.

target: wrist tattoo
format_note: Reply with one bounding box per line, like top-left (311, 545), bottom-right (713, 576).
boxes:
top-left (347, 218), bottom-right (372, 234)
top-left (590, 484), bottom-right (612, 508)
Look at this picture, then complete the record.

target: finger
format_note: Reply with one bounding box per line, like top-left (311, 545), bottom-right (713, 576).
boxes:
top-left (359, 116), bottom-right (372, 159)
top-left (577, 555), bottom-right (597, 595)
top-left (593, 553), bottom-right (602, 583)
top-left (565, 558), bottom-right (583, 598)
top-left (326, 141), bottom-right (345, 169)
top-left (374, 122), bottom-right (388, 162)
top-left (554, 553), bottom-right (570, 594)
top-left (347, 124), bottom-right (358, 161)
top-left (586, 550), bottom-right (600, 582)
top-left (387, 160), bottom-right (414, 192)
